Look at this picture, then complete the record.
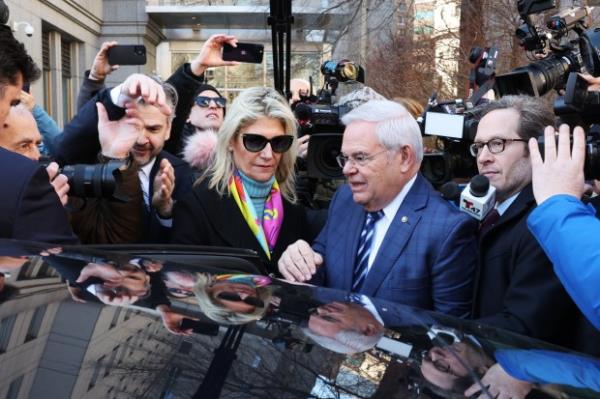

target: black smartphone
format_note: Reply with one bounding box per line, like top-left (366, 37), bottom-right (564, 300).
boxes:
top-left (22, 82), bottom-right (30, 93)
top-left (107, 45), bottom-right (147, 66)
top-left (222, 42), bottom-right (264, 64)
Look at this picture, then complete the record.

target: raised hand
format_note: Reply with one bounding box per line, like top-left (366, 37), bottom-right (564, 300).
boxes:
top-left (89, 41), bottom-right (119, 81)
top-left (528, 124), bottom-right (586, 205)
top-left (114, 73), bottom-right (172, 116)
top-left (152, 158), bottom-right (175, 218)
top-left (190, 34), bottom-right (240, 76)
top-left (97, 102), bottom-right (143, 159)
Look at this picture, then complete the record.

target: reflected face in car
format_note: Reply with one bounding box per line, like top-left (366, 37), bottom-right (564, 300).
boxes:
top-left (209, 282), bottom-right (263, 314)
top-left (116, 264), bottom-right (151, 296)
top-left (164, 271), bottom-right (197, 298)
top-left (308, 302), bottom-right (383, 338)
top-left (419, 342), bottom-right (489, 391)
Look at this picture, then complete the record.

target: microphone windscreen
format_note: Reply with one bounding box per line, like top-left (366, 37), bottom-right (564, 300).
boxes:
top-left (294, 103), bottom-right (312, 120)
top-left (440, 181), bottom-right (460, 201)
top-left (469, 174), bottom-right (490, 197)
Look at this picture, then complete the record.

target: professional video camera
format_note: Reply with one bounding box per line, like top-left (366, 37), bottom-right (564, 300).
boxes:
top-left (417, 47), bottom-right (498, 186)
top-left (40, 158), bottom-right (129, 201)
top-left (294, 59), bottom-right (365, 180)
top-left (495, 0), bottom-right (600, 97)
top-left (550, 72), bottom-right (600, 179)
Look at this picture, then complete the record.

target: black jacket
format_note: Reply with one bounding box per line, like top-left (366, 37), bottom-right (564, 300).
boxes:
top-left (171, 180), bottom-right (312, 275)
top-left (0, 148), bottom-right (78, 244)
top-left (473, 184), bottom-right (588, 350)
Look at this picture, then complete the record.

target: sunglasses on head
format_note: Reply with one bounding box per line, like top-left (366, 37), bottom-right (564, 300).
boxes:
top-left (241, 133), bottom-right (294, 153)
top-left (195, 96), bottom-right (227, 108)
top-left (216, 291), bottom-right (265, 308)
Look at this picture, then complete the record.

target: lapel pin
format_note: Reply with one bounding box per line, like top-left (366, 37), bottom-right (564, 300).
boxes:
top-left (401, 216), bottom-right (408, 223)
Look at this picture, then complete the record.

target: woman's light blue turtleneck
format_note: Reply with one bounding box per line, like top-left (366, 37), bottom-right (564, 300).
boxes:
top-left (238, 170), bottom-right (275, 217)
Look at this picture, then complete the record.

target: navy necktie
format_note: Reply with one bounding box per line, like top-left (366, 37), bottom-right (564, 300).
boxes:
top-left (353, 210), bottom-right (384, 291)
top-left (479, 208), bottom-right (500, 236)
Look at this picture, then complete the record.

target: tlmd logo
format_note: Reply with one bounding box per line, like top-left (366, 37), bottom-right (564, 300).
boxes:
top-left (462, 199), bottom-right (481, 215)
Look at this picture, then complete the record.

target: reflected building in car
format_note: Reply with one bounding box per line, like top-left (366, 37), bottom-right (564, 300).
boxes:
top-left (0, 260), bottom-right (177, 398)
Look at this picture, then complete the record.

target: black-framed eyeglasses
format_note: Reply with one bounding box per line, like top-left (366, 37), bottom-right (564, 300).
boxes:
top-left (241, 133), bottom-right (294, 153)
top-left (195, 96), bottom-right (227, 108)
top-left (216, 292), bottom-right (265, 308)
top-left (335, 150), bottom-right (388, 168)
top-left (469, 138), bottom-right (528, 157)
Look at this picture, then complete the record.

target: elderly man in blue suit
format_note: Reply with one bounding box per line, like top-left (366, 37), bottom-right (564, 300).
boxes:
top-left (279, 100), bottom-right (477, 317)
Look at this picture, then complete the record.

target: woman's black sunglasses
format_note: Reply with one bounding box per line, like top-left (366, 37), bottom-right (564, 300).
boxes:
top-left (241, 133), bottom-right (293, 153)
top-left (195, 96), bottom-right (227, 108)
top-left (216, 292), bottom-right (265, 308)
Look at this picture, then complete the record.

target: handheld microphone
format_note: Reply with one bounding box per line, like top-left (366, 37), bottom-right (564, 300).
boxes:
top-left (440, 181), bottom-right (461, 207)
top-left (294, 103), bottom-right (312, 128)
top-left (459, 175), bottom-right (496, 220)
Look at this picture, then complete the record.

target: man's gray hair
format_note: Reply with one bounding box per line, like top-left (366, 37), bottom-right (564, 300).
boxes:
top-left (475, 95), bottom-right (554, 141)
top-left (341, 100), bottom-right (423, 162)
top-left (301, 327), bottom-right (383, 355)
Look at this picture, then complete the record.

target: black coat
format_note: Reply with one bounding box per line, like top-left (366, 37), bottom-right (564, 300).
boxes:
top-left (0, 148), bottom-right (78, 244)
top-left (473, 184), bottom-right (585, 350)
top-left (171, 180), bottom-right (312, 275)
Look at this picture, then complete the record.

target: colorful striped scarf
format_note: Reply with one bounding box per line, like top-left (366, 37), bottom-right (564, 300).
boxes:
top-left (229, 171), bottom-right (284, 260)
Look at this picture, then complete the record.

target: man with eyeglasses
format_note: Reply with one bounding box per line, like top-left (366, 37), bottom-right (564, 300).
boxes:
top-left (469, 95), bottom-right (585, 351)
top-left (279, 100), bottom-right (477, 317)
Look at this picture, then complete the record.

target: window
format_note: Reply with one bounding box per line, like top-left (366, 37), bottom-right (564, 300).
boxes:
top-left (0, 315), bottom-right (17, 352)
top-left (26, 305), bottom-right (47, 341)
top-left (17, 262), bottom-right (34, 280)
top-left (42, 30), bottom-right (52, 113)
top-left (88, 355), bottom-right (105, 390)
top-left (105, 346), bottom-right (119, 377)
top-left (109, 308), bottom-right (121, 329)
top-left (61, 38), bottom-right (73, 125)
top-left (6, 375), bottom-right (23, 399)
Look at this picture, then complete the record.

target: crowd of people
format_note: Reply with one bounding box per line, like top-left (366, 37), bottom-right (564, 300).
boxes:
top-left (1, 18), bottom-right (600, 396)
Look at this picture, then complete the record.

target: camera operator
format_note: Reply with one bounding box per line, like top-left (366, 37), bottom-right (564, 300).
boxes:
top-left (527, 124), bottom-right (600, 331)
top-left (0, 25), bottom-right (77, 244)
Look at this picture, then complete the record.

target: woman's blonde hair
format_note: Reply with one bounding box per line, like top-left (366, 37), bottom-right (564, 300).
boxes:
top-left (205, 87), bottom-right (298, 202)
top-left (193, 273), bottom-right (272, 325)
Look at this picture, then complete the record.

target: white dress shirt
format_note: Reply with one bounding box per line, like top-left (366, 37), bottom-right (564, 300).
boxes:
top-left (367, 174), bottom-right (418, 271)
top-left (496, 191), bottom-right (520, 216)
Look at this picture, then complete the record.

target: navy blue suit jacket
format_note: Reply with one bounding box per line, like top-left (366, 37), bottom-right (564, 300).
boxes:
top-left (312, 174), bottom-right (477, 317)
top-left (0, 148), bottom-right (77, 244)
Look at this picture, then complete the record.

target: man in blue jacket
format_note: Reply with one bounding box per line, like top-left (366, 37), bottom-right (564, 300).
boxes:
top-left (527, 123), bottom-right (600, 331)
top-left (279, 100), bottom-right (477, 317)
